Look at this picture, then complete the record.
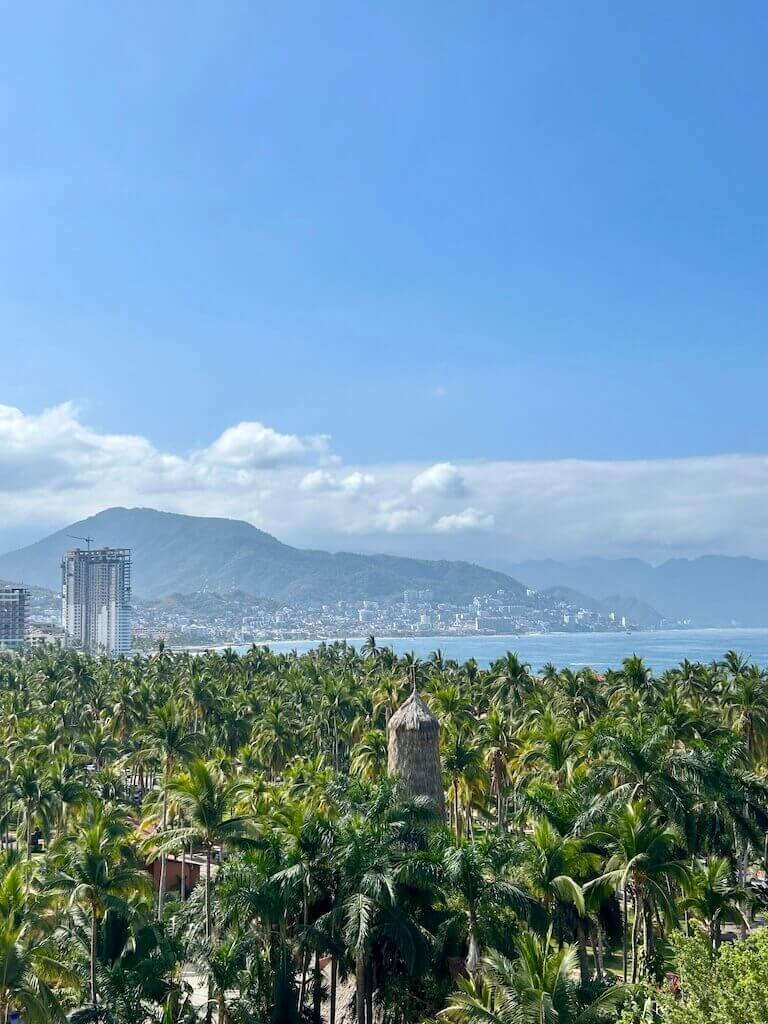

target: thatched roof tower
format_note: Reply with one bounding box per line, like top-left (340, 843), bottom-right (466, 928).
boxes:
top-left (387, 679), bottom-right (445, 819)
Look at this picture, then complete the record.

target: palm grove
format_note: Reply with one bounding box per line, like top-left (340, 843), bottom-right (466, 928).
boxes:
top-left (1, 643), bottom-right (768, 1024)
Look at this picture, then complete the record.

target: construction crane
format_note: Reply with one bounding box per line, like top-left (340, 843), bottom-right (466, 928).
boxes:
top-left (67, 534), bottom-right (95, 551)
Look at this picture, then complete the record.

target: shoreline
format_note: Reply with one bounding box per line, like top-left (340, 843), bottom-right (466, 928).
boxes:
top-left (158, 625), bottom-right (768, 655)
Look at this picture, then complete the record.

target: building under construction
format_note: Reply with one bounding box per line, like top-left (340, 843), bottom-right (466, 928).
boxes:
top-left (62, 547), bottom-right (132, 656)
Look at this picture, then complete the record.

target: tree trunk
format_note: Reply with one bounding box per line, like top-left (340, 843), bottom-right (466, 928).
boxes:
top-left (622, 884), bottom-right (628, 983)
top-left (631, 890), bottom-right (641, 984)
top-left (591, 924), bottom-right (605, 980)
top-left (313, 949), bottom-right (321, 1024)
top-left (643, 898), bottom-right (655, 979)
top-left (206, 981), bottom-right (213, 1024)
top-left (299, 880), bottom-right (309, 1008)
top-left (466, 922), bottom-right (481, 976)
top-left (90, 904), bottom-right (98, 1006)
top-left (205, 847), bottom-right (212, 938)
top-left (576, 919), bottom-right (590, 986)
top-left (497, 786), bottom-right (503, 834)
top-left (158, 786), bottom-right (169, 918)
top-left (181, 844), bottom-right (187, 901)
top-left (737, 814), bottom-right (750, 939)
top-left (365, 958), bottom-right (373, 1024)
top-left (355, 953), bottom-right (366, 1024)
top-left (330, 956), bottom-right (338, 1024)
top-left (299, 949), bottom-right (310, 1012)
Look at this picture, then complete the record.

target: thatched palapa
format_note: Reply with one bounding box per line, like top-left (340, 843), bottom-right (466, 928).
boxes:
top-left (387, 686), bottom-right (446, 819)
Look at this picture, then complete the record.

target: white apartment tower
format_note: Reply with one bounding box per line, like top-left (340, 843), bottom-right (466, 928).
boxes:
top-left (61, 548), bottom-right (132, 655)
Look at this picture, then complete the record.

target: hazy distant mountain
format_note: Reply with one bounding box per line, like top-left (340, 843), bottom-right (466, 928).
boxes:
top-left (510, 556), bottom-right (768, 627)
top-left (0, 507), bottom-right (527, 603)
top-left (539, 585), bottom-right (663, 628)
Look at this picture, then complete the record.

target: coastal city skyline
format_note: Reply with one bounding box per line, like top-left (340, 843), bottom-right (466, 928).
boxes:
top-left (4, 503), bottom-right (767, 656)
top-left (0, 525), bottom-right (643, 655)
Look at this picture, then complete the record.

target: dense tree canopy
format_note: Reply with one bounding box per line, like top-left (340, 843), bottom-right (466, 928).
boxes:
top-left (0, 641), bottom-right (767, 1023)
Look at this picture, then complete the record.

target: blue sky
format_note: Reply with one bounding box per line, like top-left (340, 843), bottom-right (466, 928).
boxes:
top-left (2, 3), bottom-right (768, 561)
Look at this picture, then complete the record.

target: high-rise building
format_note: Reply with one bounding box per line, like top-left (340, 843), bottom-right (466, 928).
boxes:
top-left (61, 548), bottom-right (132, 655)
top-left (0, 586), bottom-right (29, 649)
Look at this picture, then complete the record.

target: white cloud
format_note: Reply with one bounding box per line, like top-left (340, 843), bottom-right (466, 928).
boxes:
top-left (374, 505), bottom-right (427, 533)
top-left (411, 462), bottom-right (468, 498)
top-left (299, 470), bottom-right (337, 492)
top-left (434, 507), bottom-right (495, 533)
top-left (199, 421), bottom-right (328, 468)
top-left (341, 472), bottom-right (375, 494)
top-left (4, 402), bottom-right (768, 565)
top-left (299, 470), bottom-right (375, 494)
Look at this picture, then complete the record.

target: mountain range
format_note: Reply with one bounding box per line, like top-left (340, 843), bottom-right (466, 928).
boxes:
top-left (508, 556), bottom-right (768, 627)
top-left (1, 507), bottom-right (766, 627)
top-left (536, 585), bottom-right (663, 629)
top-left (0, 507), bottom-right (526, 604)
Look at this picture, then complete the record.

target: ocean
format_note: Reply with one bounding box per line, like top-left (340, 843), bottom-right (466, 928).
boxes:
top-left (239, 628), bottom-right (768, 673)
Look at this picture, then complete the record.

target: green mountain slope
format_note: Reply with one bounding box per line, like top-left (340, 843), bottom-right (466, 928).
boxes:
top-left (0, 507), bottom-right (527, 603)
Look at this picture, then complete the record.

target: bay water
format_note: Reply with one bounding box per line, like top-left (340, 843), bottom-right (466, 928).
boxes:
top-left (242, 628), bottom-right (768, 673)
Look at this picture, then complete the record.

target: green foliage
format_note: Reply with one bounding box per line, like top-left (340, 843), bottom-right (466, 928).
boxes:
top-left (658, 931), bottom-right (768, 1024)
top-left (0, 641), bottom-right (766, 1023)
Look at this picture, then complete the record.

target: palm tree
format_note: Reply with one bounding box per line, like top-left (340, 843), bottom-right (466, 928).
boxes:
top-left (338, 809), bottom-right (432, 1024)
top-left (361, 635), bottom-right (380, 660)
top-left (271, 805), bottom-right (334, 1015)
top-left (46, 754), bottom-right (88, 839)
top-left (439, 933), bottom-right (628, 1023)
top-left (255, 700), bottom-right (297, 778)
top-left (586, 720), bottom-right (696, 827)
top-left (589, 801), bottom-right (689, 982)
top-left (490, 652), bottom-right (533, 707)
top-left (617, 655), bottom-right (658, 702)
top-left (7, 761), bottom-right (52, 863)
top-left (351, 729), bottom-right (388, 782)
top-left (520, 710), bottom-right (583, 790)
top-left (480, 707), bottom-right (516, 833)
top-left (721, 665), bottom-right (768, 913)
top-left (679, 856), bottom-right (747, 949)
top-left (77, 724), bottom-right (120, 771)
top-left (207, 936), bottom-right (249, 1024)
top-left (0, 920), bottom-right (70, 1023)
top-left (371, 673), bottom-right (406, 728)
top-left (162, 760), bottom-right (253, 939)
top-left (0, 860), bottom-right (74, 1022)
top-left (46, 816), bottom-right (152, 1007)
top-left (442, 731), bottom-right (483, 840)
top-left (430, 684), bottom-right (475, 733)
top-left (441, 839), bottom-right (538, 975)
top-left (140, 701), bottom-right (198, 916)
top-left (520, 820), bottom-right (592, 920)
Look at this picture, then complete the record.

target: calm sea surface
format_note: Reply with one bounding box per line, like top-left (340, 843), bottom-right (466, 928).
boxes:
top-left (237, 629), bottom-right (768, 672)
